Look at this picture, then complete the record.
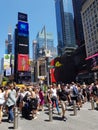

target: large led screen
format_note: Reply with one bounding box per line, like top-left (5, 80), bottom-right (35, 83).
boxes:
top-left (4, 54), bottom-right (11, 70)
top-left (18, 21), bottom-right (29, 36)
top-left (18, 54), bottom-right (29, 71)
top-left (86, 53), bottom-right (98, 71)
top-left (18, 12), bottom-right (27, 22)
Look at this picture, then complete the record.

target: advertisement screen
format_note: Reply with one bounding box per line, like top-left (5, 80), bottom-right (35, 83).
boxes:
top-left (86, 53), bottom-right (98, 71)
top-left (18, 21), bottom-right (29, 36)
top-left (18, 54), bottom-right (29, 71)
top-left (18, 45), bottom-right (29, 54)
top-left (18, 36), bottom-right (29, 45)
top-left (4, 54), bottom-right (11, 70)
top-left (18, 12), bottom-right (27, 22)
top-left (6, 67), bottom-right (11, 76)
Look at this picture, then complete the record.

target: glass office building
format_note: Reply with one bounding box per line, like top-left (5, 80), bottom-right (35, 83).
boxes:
top-left (55, 0), bottom-right (76, 55)
top-left (36, 27), bottom-right (57, 59)
top-left (72, 0), bottom-right (84, 46)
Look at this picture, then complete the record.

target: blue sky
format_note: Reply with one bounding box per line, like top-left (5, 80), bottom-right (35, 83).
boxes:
top-left (0, 0), bottom-right (73, 59)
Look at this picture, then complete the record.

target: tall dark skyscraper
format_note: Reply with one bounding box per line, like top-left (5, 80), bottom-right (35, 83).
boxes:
top-left (72, 0), bottom-right (84, 46)
top-left (5, 28), bottom-right (12, 54)
top-left (54, 0), bottom-right (66, 55)
top-left (14, 12), bottom-right (30, 83)
top-left (54, 0), bottom-right (76, 56)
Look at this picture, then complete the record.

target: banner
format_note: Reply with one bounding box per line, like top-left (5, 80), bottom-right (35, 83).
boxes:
top-left (4, 54), bottom-right (10, 70)
top-left (18, 54), bottom-right (29, 71)
top-left (6, 67), bottom-right (11, 76)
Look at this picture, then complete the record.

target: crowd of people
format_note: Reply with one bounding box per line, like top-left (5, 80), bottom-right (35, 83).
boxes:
top-left (0, 79), bottom-right (98, 123)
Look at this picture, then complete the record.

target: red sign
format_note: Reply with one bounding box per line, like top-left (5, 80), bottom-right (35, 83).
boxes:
top-left (18, 54), bottom-right (29, 71)
top-left (50, 68), bottom-right (56, 83)
top-left (50, 59), bottom-right (56, 83)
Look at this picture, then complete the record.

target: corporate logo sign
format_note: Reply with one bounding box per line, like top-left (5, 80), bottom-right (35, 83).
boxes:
top-left (18, 12), bottom-right (27, 22)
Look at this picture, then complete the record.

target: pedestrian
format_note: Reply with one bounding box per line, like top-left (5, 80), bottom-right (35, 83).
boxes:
top-left (50, 83), bottom-right (60, 115)
top-left (5, 81), bottom-right (16, 123)
top-left (58, 84), bottom-right (68, 121)
top-left (39, 88), bottom-right (44, 111)
top-left (0, 86), bottom-right (5, 123)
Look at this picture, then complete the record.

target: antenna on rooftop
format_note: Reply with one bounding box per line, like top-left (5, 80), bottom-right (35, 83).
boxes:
top-left (8, 25), bottom-right (12, 34)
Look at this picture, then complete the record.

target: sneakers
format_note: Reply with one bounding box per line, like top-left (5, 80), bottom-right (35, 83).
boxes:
top-left (62, 116), bottom-right (67, 121)
top-left (33, 116), bottom-right (37, 119)
top-left (8, 120), bottom-right (14, 123)
top-left (37, 112), bottom-right (40, 115)
top-left (78, 107), bottom-right (80, 110)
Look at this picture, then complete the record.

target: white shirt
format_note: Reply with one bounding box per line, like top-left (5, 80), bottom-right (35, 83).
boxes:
top-left (0, 91), bottom-right (5, 105)
top-left (51, 88), bottom-right (57, 97)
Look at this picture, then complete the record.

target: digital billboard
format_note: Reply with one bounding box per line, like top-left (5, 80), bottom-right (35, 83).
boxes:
top-left (18, 21), bottom-right (29, 37)
top-left (18, 45), bottom-right (29, 54)
top-left (18, 54), bottom-right (29, 71)
top-left (4, 54), bottom-right (11, 70)
top-left (18, 12), bottom-right (27, 22)
top-left (86, 53), bottom-right (98, 71)
top-left (6, 67), bottom-right (11, 76)
top-left (18, 36), bottom-right (29, 45)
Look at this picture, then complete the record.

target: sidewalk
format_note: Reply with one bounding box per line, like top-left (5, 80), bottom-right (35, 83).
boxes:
top-left (0, 102), bottom-right (98, 130)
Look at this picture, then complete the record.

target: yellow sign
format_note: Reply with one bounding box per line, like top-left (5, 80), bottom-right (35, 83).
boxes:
top-left (55, 61), bottom-right (62, 67)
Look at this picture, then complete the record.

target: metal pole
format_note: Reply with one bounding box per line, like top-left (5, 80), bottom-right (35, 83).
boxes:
top-left (13, 107), bottom-right (18, 129)
top-left (91, 97), bottom-right (95, 110)
top-left (49, 103), bottom-right (53, 121)
top-left (73, 100), bottom-right (77, 116)
top-left (46, 57), bottom-right (49, 87)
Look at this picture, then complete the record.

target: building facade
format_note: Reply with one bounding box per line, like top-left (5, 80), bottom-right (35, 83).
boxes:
top-left (81, 0), bottom-right (98, 80)
top-left (33, 40), bottom-right (38, 60)
top-left (5, 29), bottom-right (12, 54)
top-left (72, 0), bottom-right (84, 46)
top-left (55, 0), bottom-right (76, 56)
top-left (13, 12), bottom-right (30, 83)
top-left (55, 0), bottom-right (66, 55)
top-left (64, 12), bottom-right (76, 47)
top-left (36, 26), bottom-right (57, 59)
top-left (81, 0), bottom-right (98, 57)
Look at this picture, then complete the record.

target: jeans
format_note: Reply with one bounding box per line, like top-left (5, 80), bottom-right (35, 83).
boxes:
top-left (51, 97), bottom-right (60, 113)
top-left (8, 105), bottom-right (14, 121)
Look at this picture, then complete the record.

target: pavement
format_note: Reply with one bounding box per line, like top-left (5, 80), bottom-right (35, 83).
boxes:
top-left (0, 102), bottom-right (98, 130)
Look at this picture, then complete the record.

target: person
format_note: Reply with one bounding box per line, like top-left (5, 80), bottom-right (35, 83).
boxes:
top-left (50, 83), bottom-right (60, 115)
top-left (30, 87), bottom-right (38, 119)
top-left (70, 82), bottom-right (80, 110)
top-left (16, 86), bottom-right (26, 113)
top-left (82, 84), bottom-right (87, 103)
top-left (39, 88), bottom-right (44, 111)
top-left (58, 84), bottom-right (68, 121)
top-left (0, 86), bottom-right (5, 123)
top-left (5, 81), bottom-right (16, 123)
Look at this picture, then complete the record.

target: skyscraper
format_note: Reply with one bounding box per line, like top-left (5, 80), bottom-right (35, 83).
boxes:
top-left (33, 40), bottom-right (38, 60)
top-left (54, 0), bottom-right (66, 55)
top-left (81, 0), bottom-right (98, 57)
top-left (54, 0), bottom-right (76, 56)
top-left (5, 28), bottom-right (12, 54)
top-left (36, 26), bottom-right (57, 59)
top-left (72, 0), bottom-right (84, 46)
top-left (14, 12), bottom-right (30, 83)
top-left (64, 12), bottom-right (76, 47)
top-left (81, 0), bottom-right (98, 80)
